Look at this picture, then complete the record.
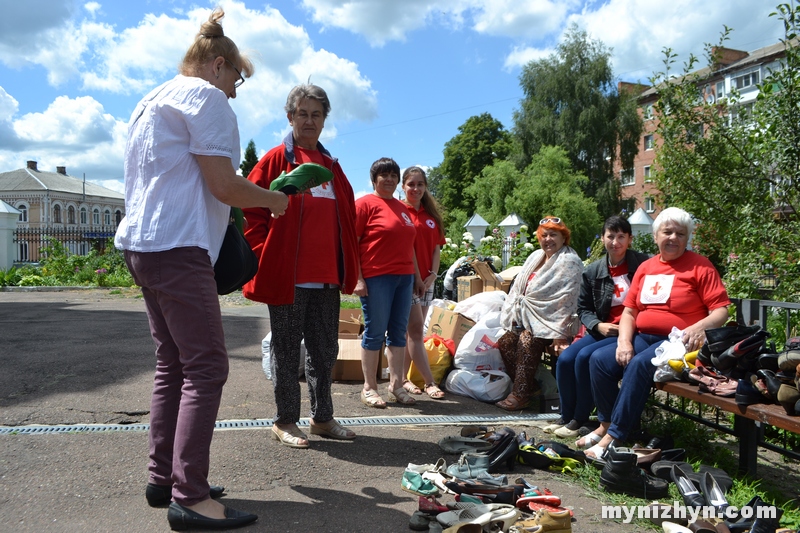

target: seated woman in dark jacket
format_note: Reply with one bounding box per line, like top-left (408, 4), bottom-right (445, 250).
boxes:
top-left (547, 216), bottom-right (649, 438)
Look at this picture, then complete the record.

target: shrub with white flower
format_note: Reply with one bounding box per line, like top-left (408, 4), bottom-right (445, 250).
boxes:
top-left (462, 231), bottom-right (474, 243)
top-left (524, 242), bottom-right (534, 249)
top-left (491, 255), bottom-right (502, 268)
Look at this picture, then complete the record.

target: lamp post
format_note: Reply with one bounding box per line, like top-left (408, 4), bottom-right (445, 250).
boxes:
top-left (628, 208), bottom-right (654, 237)
top-left (464, 213), bottom-right (489, 243)
top-left (498, 213), bottom-right (527, 267)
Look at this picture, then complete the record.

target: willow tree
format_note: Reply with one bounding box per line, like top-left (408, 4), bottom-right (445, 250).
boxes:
top-left (512, 24), bottom-right (642, 218)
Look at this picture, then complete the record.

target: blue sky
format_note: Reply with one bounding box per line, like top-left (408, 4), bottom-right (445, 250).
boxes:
top-left (0, 0), bottom-right (782, 198)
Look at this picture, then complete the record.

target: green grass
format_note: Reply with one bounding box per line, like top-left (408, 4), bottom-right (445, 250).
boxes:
top-left (550, 405), bottom-right (800, 530)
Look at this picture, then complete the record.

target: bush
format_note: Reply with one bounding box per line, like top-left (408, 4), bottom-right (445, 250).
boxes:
top-left (1, 237), bottom-right (135, 288)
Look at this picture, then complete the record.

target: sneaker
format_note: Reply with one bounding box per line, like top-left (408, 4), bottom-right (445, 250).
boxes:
top-left (269, 162), bottom-right (334, 195)
top-left (402, 469), bottom-right (440, 496)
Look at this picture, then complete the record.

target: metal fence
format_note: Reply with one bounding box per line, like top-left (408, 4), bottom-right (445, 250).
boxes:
top-left (13, 226), bottom-right (117, 263)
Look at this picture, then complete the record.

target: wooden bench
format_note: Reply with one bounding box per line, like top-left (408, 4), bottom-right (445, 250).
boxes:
top-left (654, 381), bottom-right (800, 476)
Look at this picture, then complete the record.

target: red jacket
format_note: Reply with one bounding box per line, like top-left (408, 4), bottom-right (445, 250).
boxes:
top-left (242, 133), bottom-right (359, 305)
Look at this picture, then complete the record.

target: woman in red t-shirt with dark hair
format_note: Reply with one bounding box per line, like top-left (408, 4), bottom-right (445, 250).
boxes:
top-left (355, 158), bottom-right (425, 408)
top-left (400, 167), bottom-right (446, 399)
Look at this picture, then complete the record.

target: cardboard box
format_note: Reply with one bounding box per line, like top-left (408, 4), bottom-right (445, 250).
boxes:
top-left (332, 337), bottom-right (387, 381)
top-left (457, 275), bottom-right (483, 301)
top-left (332, 338), bottom-right (365, 381)
top-left (427, 307), bottom-right (476, 347)
top-left (339, 308), bottom-right (363, 335)
top-left (498, 265), bottom-right (523, 281)
top-left (471, 261), bottom-right (502, 292)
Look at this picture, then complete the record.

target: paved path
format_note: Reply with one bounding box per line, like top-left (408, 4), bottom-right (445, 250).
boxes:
top-left (0, 289), bottom-right (649, 532)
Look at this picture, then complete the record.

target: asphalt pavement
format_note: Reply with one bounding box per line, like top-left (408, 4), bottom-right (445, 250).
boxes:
top-left (0, 288), bottom-right (649, 533)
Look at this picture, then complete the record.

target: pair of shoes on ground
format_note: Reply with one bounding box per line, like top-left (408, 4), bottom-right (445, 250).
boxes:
top-left (167, 502), bottom-right (257, 531)
top-left (146, 483), bottom-right (225, 508)
top-left (542, 418), bottom-right (586, 438)
top-left (403, 379), bottom-right (446, 399)
top-left (271, 420), bottom-right (356, 447)
top-left (599, 445), bottom-right (670, 500)
top-left (361, 386), bottom-right (419, 407)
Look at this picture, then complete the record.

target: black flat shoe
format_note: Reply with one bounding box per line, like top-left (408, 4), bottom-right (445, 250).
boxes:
top-left (146, 483), bottom-right (225, 507)
top-left (167, 502), bottom-right (257, 531)
top-left (700, 471), bottom-right (729, 516)
top-left (671, 464), bottom-right (706, 508)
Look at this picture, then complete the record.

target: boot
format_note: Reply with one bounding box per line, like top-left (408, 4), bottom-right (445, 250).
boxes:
top-left (599, 445), bottom-right (670, 499)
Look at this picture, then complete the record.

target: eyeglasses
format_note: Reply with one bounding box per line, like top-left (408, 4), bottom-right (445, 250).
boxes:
top-left (226, 59), bottom-right (245, 88)
top-left (539, 217), bottom-right (562, 225)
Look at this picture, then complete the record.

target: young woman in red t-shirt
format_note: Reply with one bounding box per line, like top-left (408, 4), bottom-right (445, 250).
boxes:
top-left (401, 167), bottom-right (447, 399)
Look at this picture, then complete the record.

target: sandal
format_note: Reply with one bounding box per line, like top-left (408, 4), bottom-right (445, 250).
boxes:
top-left (361, 388), bottom-right (387, 408)
top-left (585, 443), bottom-right (607, 461)
top-left (271, 424), bottom-right (309, 449)
top-left (310, 419), bottom-right (356, 440)
top-left (388, 386), bottom-right (417, 405)
top-left (495, 393), bottom-right (530, 411)
top-left (403, 380), bottom-right (423, 395)
top-left (425, 383), bottom-right (445, 400)
top-left (575, 431), bottom-right (602, 449)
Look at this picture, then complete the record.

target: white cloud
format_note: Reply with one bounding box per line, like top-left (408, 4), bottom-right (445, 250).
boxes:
top-left (472, 0), bottom-right (573, 38)
top-left (0, 0), bottom-right (377, 182)
top-left (503, 46), bottom-right (554, 70)
top-left (568, 0), bottom-right (783, 82)
top-left (303, 0), bottom-right (440, 46)
top-left (89, 179), bottom-right (124, 194)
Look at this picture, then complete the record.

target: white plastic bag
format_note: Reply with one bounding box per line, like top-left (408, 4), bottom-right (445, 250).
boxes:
top-left (453, 321), bottom-right (506, 372)
top-left (454, 291), bottom-right (507, 323)
top-left (261, 331), bottom-right (305, 380)
top-left (445, 369), bottom-right (512, 403)
top-left (650, 327), bottom-right (686, 382)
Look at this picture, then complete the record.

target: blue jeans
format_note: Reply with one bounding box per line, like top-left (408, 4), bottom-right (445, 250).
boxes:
top-left (555, 335), bottom-right (617, 423)
top-left (589, 333), bottom-right (667, 440)
top-left (360, 274), bottom-right (414, 351)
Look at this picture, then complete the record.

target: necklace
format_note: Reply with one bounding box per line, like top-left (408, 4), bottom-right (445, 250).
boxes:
top-left (608, 255), bottom-right (626, 268)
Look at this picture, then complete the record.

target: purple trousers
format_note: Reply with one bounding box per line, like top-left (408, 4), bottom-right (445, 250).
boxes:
top-left (125, 247), bottom-right (229, 506)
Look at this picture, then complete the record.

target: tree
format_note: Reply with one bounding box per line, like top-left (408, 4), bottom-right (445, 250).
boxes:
top-left (467, 146), bottom-right (601, 257)
top-left (652, 4), bottom-right (800, 300)
top-left (240, 139), bottom-right (259, 177)
top-left (433, 113), bottom-right (512, 236)
top-left (512, 24), bottom-right (642, 218)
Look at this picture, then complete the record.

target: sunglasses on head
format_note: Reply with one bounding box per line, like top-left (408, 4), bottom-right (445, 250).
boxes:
top-left (539, 217), bottom-right (561, 225)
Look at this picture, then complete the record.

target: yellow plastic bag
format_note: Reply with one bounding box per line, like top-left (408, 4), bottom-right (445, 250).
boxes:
top-left (667, 350), bottom-right (699, 372)
top-left (408, 335), bottom-right (454, 388)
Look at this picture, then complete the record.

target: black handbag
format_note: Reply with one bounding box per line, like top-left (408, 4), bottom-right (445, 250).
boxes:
top-left (214, 208), bottom-right (258, 295)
